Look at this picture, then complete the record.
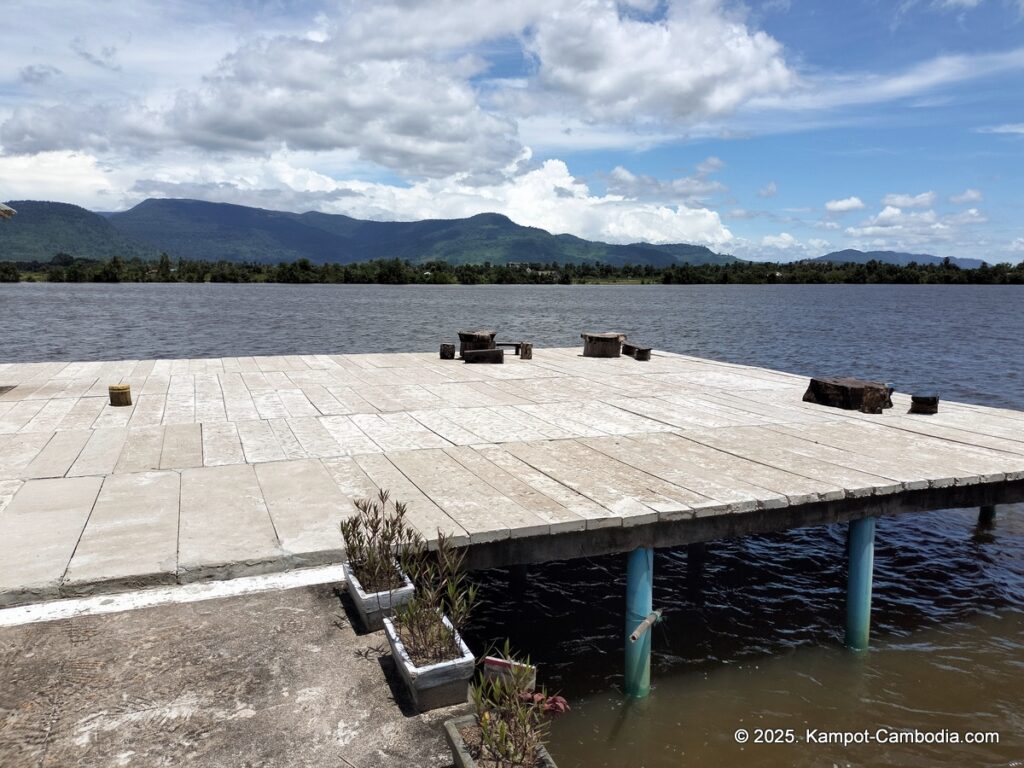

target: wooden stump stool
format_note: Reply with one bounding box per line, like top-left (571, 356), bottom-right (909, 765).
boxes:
top-left (463, 349), bottom-right (504, 364)
top-left (108, 384), bottom-right (132, 407)
top-left (520, 342), bottom-right (533, 360)
top-left (802, 376), bottom-right (893, 413)
top-left (458, 330), bottom-right (497, 358)
top-left (440, 343), bottom-right (455, 360)
top-left (909, 395), bottom-right (939, 415)
top-left (581, 332), bottom-right (624, 358)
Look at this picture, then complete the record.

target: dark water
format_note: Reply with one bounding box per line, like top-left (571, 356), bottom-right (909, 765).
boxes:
top-left (2, 282), bottom-right (1023, 766)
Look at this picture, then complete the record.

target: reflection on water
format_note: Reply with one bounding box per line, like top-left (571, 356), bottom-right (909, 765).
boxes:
top-left (3, 282), bottom-right (1023, 765)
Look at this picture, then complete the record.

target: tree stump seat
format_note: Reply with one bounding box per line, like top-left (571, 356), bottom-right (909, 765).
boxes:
top-left (457, 330), bottom-right (497, 357)
top-left (581, 332), bottom-right (625, 358)
top-left (802, 376), bottom-right (893, 414)
top-left (463, 349), bottom-right (504, 364)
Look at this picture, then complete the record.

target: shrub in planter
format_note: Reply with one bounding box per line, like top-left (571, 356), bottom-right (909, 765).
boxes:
top-left (445, 646), bottom-right (568, 768)
top-left (384, 531), bottom-right (479, 712)
top-left (340, 490), bottom-right (419, 631)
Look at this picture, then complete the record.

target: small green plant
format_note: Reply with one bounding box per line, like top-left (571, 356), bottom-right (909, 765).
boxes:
top-left (340, 490), bottom-right (421, 593)
top-left (393, 530), bottom-right (479, 666)
top-left (467, 642), bottom-right (568, 767)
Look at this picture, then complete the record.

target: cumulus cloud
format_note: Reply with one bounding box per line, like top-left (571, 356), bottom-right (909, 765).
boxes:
top-left (1011, 237), bottom-right (1024, 252)
top-left (758, 181), bottom-right (778, 198)
top-left (825, 196), bottom-right (865, 212)
top-left (518, 0), bottom-right (795, 123)
top-left (843, 203), bottom-right (986, 246)
top-left (761, 232), bottom-right (798, 248)
top-left (882, 191), bottom-right (935, 208)
top-left (950, 188), bottom-right (982, 203)
top-left (605, 157), bottom-right (727, 203)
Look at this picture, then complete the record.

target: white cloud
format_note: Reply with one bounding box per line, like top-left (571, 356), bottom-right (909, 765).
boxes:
top-left (761, 232), bottom-right (798, 248)
top-left (825, 196), bottom-right (865, 212)
top-left (950, 188), bottom-right (983, 203)
top-left (605, 157), bottom-right (727, 203)
top-left (882, 191), bottom-right (935, 208)
top-left (976, 123), bottom-right (1024, 134)
top-left (1010, 237), bottom-right (1024, 252)
top-left (753, 47), bottom-right (1024, 112)
top-left (518, 0), bottom-right (795, 123)
top-left (0, 150), bottom-right (122, 207)
top-left (809, 238), bottom-right (831, 251)
top-left (758, 181), bottom-right (778, 198)
top-left (947, 207), bottom-right (987, 224)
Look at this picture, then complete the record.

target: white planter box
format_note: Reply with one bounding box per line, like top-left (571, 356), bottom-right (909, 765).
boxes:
top-left (384, 614), bottom-right (475, 712)
top-left (344, 561), bottom-right (414, 632)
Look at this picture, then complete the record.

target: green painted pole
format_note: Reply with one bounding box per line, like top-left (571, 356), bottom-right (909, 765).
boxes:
top-left (625, 547), bottom-right (654, 697)
top-left (845, 516), bottom-right (875, 651)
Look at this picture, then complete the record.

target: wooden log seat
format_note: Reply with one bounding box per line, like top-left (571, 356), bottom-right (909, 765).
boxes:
top-left (458, 330), bottom-right (497, 357)
top-left (463, 348), bottom-right (505, 364)
top-left (495, 341), bottom-right (525, 355)
top-left (581, 332), bottom-right (625, 358)
top-left (439, 343), bottom-right (456, 360)
top-left (802, 376), bottom-right (894, 414)
top-left (621, 342), bottom-right (653, 362)
top-left (909, 394), bottom-right (939, 415)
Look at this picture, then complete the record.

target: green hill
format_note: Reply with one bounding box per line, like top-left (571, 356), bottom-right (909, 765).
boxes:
top-left (0, 201), bottom-right (154, 261)
top-left (2, 197), bottom-right (739, 267)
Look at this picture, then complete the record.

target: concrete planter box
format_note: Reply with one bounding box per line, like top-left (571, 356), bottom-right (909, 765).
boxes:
top-left (344, 561), bottom-right (414, 632)
top-left (482, 656), bottom-right (537, 692)
top-left (443, 714), bottom-right (558, 768)
top-left (383, 615), bottom-right (475, 712)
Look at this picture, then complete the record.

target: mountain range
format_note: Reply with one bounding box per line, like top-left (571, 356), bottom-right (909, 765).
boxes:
top-left (0, 199), bottom-right (735, 267)
top-left (811, 248), bottom-right (987, 269)
top-left (0, 199), bottom-right (987, 269)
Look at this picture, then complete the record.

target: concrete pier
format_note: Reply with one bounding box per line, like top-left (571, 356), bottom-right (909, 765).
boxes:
top-left (1, 348), bottom-right (1024, 606)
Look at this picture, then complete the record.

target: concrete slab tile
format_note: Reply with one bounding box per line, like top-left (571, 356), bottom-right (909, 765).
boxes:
top-left (63, 471), bottom-right (180, 593)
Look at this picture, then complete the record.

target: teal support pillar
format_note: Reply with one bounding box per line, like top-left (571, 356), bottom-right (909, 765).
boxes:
top-left (625, 547), bottom-right (654, 698)
top-left (845, 516), bottom-right (875, 651)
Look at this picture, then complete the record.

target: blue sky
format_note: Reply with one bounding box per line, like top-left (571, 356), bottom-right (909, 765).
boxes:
top-left (1, 0), bottom-right (1023, 261)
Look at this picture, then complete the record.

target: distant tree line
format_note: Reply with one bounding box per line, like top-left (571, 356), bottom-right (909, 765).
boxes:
top-left (2, 252), bottom-right (1023, 285)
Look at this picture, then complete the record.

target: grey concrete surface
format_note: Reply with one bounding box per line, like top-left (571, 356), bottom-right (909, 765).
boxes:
top-left (0, 583), bottom-right (463, 768)
top-left (3, 348), bottom-right (1024, 605)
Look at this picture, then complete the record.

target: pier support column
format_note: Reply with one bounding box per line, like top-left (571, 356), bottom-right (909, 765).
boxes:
top-left (625, 547), bottom-right (654, 698)
top-left (686, 542), bottom-right (705, 602)
top-left (845, 516), bottom-right (875, 651)
top-left (979, 505), bottom-right (997, 525)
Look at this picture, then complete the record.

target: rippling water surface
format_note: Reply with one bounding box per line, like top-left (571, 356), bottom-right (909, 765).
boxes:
top-left (3, 282), bottom-right (1022, 766)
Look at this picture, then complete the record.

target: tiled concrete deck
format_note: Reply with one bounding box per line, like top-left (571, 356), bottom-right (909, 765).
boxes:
top-left (2, 348), bottom-right (1024, 606)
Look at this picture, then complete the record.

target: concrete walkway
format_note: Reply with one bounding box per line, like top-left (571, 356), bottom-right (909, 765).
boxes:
top-left (0, 582), bottom-right (462, 768)
top-left (3, 348), bottom-right (1024, 606)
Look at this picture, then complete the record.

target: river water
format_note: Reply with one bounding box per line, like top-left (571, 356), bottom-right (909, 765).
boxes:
top-left (2, 283), bottom-right (1022, 766)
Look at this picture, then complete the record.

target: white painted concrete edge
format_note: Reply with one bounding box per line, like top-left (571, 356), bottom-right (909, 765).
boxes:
top-left (0, 564), bottom-right (346, 628)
